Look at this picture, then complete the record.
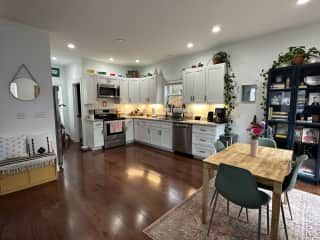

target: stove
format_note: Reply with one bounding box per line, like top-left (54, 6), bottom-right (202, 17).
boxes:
top-left (94, 109), bottom-right (126, 149)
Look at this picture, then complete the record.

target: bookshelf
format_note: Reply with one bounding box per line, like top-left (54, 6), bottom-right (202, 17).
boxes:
top-left (265, 63), bottom-right (320, 184)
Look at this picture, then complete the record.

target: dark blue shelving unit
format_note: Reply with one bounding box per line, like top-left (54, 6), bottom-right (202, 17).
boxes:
top-left (265, 63), bottom-right (320, 184)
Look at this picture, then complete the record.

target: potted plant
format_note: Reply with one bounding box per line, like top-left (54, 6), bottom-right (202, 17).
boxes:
top-left (213, 52), bottom-right (228, 64)
top-left (247, 122), bottom-right (265, 157)
top-left (289, 46), bottom-right (307, 65)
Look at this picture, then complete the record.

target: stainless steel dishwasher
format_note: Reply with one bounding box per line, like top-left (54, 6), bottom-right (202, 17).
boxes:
top-left (173, 123), bottom-right (192, 155)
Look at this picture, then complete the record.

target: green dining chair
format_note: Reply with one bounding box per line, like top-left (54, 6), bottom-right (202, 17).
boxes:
top-left (207, 164), bottom-right (270, 239)
top-left (214, 140), bottom-right (226, 153)
top-left (258, 138), bottom-right (277, 148)
top-left (258, 154), bottom-right (308, 240)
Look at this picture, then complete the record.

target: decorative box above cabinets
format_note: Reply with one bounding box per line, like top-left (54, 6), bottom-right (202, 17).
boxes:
top-left (182, 63), bottom-right (226, 104)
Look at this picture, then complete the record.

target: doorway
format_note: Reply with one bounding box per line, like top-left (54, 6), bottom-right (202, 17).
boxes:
top-left (73, 83), bottom-right (82, 143)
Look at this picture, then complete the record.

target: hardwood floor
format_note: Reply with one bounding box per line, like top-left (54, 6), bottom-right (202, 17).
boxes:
top-left (0, 143), bottom-right (319, 240)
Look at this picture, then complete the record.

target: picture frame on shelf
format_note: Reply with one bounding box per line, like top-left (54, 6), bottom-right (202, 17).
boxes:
top-left (302, 128), bottom-right (319, 144)
top-left (270, 92), bottom-right (282, 105)
top-left (308, 92), bottom-right (320, 107)
top-left (281, 92), bottom-right (291, 106)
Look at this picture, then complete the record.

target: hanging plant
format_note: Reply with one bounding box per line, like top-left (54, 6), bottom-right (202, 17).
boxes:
top-left (213, 51), bottom-right (237, 137)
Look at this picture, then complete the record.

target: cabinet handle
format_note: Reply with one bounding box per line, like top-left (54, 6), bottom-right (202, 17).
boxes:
top-left (190, 96), bottom-right (192, 101)
top-left (199, 151), bottom-right (206, 153)
top-left (200, 129), bottom-right (206, 132)
top-left (158, 130), bottom-right (162, 135)
top-left (204, 95), bottom-right (207, 101)
top-left (200, 139), bottom-right (206, 142)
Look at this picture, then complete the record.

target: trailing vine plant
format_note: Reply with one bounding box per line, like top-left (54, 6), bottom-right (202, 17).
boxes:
top-left (260, 46), bottom-right (320, 120)
top-left (213, 52), bottom-right (237, 137)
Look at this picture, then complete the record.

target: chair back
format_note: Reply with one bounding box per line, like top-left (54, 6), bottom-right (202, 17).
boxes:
top-left (283, 154), bottom-right (308, 192)
top-left (215, 164), bottom-right (265, 209)
top-left (214, 140), bottom-right (226, 153)
top-left (258, 138), bottom-right (277, 148)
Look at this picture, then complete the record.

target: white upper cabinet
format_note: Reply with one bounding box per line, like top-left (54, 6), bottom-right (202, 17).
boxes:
top-left (140, 77), bottom-right (149, 103)
top-left (128, 78), bottom-right (140, 103)
top-left (183, 64), bottom-right (225, 104)
top-left (205, 63), bottom-right (226, 104)
top-left (82, 75), bottom-right (97, 105)
top-left (119, 78), bottom-right (129, 103)
top-left (193, 68), bottom-right (206, 103)
top-left (183, 69), bottom-right (195, 104)
top-left (147, 76), bottom-right (157, 103)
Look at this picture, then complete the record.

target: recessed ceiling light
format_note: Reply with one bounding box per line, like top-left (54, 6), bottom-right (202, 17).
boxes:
top-left (135, 59), bottom-right (140, 63)
top-left (297, 0), bottom-right (310, 5)
top-left (116, 38), bottom-right (126, 43)
top-left (187, 43), bottom-right (194, 48)
top-left (67, 43), bottom-right (75, 49)
top-left (109, 57), bottom-right (114, 62)
top-left (212, 25), bottom-right (221, 33)
top-left (51, 56), bottom-right (57, 60)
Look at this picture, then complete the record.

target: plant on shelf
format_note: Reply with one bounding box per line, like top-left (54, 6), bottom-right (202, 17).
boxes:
top-left (272, 46), bottom-right (320, 68)
top-left (213, 51), bottom-right (237, 145)
top-left (260, 46), bottom-right (320, 120)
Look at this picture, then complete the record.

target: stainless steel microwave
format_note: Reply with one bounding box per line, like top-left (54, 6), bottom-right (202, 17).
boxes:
top-left (97, 84), bottom-right (120, 98)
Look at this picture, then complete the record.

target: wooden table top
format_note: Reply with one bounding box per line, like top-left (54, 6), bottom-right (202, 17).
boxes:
top-left (204, 143), bottom-right (293, 183)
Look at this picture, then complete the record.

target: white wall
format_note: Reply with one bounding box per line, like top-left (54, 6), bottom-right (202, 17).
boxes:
top-left (0, 19), bottom-right (56, 150)
top-left (142, 22), bottom-right (320, 142)
top-left (82, 58), bottom-right (128, 76)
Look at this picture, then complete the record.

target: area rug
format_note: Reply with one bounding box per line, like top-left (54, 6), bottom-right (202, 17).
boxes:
top-left (143, 179), bottom-right (320, 240)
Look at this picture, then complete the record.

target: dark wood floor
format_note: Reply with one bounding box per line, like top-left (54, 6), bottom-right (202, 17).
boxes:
top-left (0, 143), bottom-right (319, 240)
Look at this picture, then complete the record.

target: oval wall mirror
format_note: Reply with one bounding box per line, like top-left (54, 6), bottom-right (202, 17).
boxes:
top-left (9, 64), bottom-right (40, 101)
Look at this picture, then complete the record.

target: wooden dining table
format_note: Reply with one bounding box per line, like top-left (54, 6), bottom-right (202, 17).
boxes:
top-left (202, 143), bottom-right (293, 240)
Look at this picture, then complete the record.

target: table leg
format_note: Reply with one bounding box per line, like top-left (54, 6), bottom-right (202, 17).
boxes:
top-left (270, 182), bottom-right (282, 240)
top-left (202, 163), bottom-right (210, 224)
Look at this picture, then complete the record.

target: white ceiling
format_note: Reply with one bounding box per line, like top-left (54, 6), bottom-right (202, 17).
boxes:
top-left (1, 0), bottom-right (320, 66)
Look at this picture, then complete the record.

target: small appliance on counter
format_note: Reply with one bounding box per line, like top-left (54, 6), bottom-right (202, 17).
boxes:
top-left (207, 112), bottom-right (214, 122)
top-left (214, 108), bottom-right (226, 123)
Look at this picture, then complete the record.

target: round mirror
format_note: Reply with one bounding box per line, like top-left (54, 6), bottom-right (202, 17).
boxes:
top-left (9, 77), bottom-right (40, 101)
top-left (9, 64), bottom-right (40, 101)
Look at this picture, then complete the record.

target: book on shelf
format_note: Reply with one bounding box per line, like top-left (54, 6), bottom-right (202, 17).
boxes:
top-left (271, 84), bottom-right (286, 89)
top-left (275, 134), bottom-right (287, 139)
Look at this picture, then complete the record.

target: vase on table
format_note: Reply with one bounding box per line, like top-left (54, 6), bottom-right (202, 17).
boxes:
top-left (250, 138), bottom-right (259, 157)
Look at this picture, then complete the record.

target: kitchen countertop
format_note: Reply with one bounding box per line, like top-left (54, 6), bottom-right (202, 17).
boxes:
top-left (123, 116), bottom-right (224, 127)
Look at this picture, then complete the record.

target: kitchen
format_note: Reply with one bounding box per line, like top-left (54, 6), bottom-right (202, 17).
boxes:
top-left (82, 65), bottom-right (226, 159)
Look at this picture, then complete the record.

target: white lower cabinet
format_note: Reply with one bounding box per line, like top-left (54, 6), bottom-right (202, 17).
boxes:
top-left (86, 120), bottom-right (104, 150)
top-left (133, 119), bottom-right (173, 150)
top-left (125, 119), bottom-right (134, 143)
top-left (192, 124), bottom-right (224, 159)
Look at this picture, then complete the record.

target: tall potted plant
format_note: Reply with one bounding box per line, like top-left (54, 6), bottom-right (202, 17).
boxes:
top-left (214, 52), bottom-right (238, 146)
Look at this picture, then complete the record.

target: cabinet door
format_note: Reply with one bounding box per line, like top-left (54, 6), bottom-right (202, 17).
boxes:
top-left (140, 78), bottom-right (149, 103)
top-left (150, 127), bottom-right (162, 146)
top-left (94, 124), bottom-right (104, 147)
top-left (147, 76), bottom-right (157, 103)
top-left (83, 75), bottom-right (97, 104)
top-left (183, 70), bottom-right (195, 104)
top-left (161, 128), bottom-right (172, 149)
top-left (129, 79), bottom-right (140, 103)
top-left (193, 68), bottom-right (206, 103)
top-left (119, 78), bottom-right (129, 103)
top-left (206, 63), bottom-right (226, 104)
top-left (125, 119), bottom-right (134, 143)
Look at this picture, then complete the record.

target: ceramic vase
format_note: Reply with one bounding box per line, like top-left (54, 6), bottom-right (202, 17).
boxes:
top-left (250, 139), bottom-right (259, 157)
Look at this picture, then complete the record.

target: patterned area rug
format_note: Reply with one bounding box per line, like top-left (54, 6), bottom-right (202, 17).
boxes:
top-left (143, 179), bottom-right (320, 240)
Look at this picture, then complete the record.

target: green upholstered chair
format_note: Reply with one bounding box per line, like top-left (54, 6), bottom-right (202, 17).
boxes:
top-left (258, 154), bottom-right (308, 240)
top-left (258, 138), bottom-right (277, 148)
top-left (207, 164), bottom-right (270, 239)
top-left (214, 140), bottom-right (226, 153)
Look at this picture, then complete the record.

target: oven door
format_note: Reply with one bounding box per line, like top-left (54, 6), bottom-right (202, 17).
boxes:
top-left (97, 84), bottom-right (120, 98)
top-left (104, 121), bottom-right (125, 136)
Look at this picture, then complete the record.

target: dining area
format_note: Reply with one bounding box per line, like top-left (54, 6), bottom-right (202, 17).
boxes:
top-left (202, 140), bottom-right (306, 240)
